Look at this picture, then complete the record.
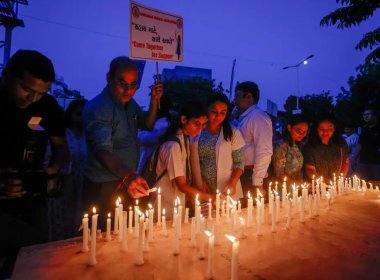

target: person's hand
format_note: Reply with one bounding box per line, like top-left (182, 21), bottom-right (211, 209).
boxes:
top-left (151, 81), bottom-right (163, 101)
top-left (221, 184), bottom-right (236, 196)
top-left (128, 176), bottom-right (149, 199)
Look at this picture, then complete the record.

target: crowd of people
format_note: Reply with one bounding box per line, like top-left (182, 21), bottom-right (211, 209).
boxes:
top-left (1, 50), bottom-right (379, 278)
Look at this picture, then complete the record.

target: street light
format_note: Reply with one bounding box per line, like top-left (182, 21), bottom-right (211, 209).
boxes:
top-left (283, 54), bottom-right (314, 111)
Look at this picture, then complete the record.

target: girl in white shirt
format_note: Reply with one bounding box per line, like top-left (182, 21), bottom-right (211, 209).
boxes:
top-left (155, 100), bottom-right (212, 218)
top-left (191, 93), bottom-right (245, 201)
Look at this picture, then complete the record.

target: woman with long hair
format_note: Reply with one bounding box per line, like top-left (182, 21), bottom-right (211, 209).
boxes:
top-left (303, 115), bottom-right (349, 182)
top-left (155, 100), bottom-right (211, 218)
top-left (191, 93), bottom-right (245, 200)
top-left (272, 114), bottom-right (309, 184)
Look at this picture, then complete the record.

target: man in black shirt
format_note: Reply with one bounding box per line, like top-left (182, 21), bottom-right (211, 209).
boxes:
top-left (0, 50), bottom-right (67, 278)
top-left (354, 107), bottom-right (380, 181)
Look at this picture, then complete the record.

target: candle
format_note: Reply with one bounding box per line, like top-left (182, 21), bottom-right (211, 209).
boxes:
top-left (312, 175), bottom-right (315, 195)
top-left (82, 214), bottom-right (89, 252)
top-left (286, 198), bottom-right (292, 229)
top-left (157, 187), bottom-right (162, 226)
top-left (106, 213), bottom-right (112, 241)
top-left (299, 196), bottom-right (305, 223)
top-left (221, 200), bottom-right (226, 217)
top-left (88, 207), bottom-right (98, 266)
top-left (225, 234), bottom-right (239, 280)
top-left (190, 217), bottom-right (196, 247)
top-left (114, 199), bottom-right (119, 234)
top-left (216, 190), bottom-right (220, 224)
top-left (121, 211), bottom-right (128, 252)
top-left (173, 208), bottom-right (180, 256)
top-left (128, 206), bottom-right (133, 234)
top-left (135, 212), bottom-right (144, 266)
top-left (118, 200), bottom-right (123, 242)
top-left (143, 218), bottom-right (150, 252)
top-left (259, 191), bottom-right (265, 224)
top-left (208, 198), bottom-right (212, 220)
top-left (271, 196), bottom-right (277, 233)
top-left (196, 195), bottom-right (201, 233)
top-left (161, 209), bottom-right (168, 237)
top-left (282, 178), bottom-right (287, 208)
top-left (199, 215), bottom-right (205, 259)
top-left (275, 191), bottom-right (280, 222)
top-left (148, 204), bottom-right (154, 242)
top-left (212, 223), bottom-right (219, 246)
top-left (230, 203), bottom-right (236, 232)
top-left (239, 217), bottom-right (247, 238)
top-left (247, 191), bottom-right (253, 227)
top-left (237, 200), bottom-right (242, 214)
top-left (134, 200), bottom-right (139, 237)
top-left (308, 194), bottom-right (312, 218)
top-left (205, 230), bottom-right (215, 279)
top-left (255, 198), bottom-right (262, 236)
top-left (184, 207), bottom-right (189, 224)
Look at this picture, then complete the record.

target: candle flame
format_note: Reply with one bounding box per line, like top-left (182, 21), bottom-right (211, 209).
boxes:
top-left (117, 196), bottom-right (121, 203)
top-left (227, 188), bottom-right (230, 195)
top-left (84, 213), bottom-right (88, 218)
top-left (92, 207), bottom-right (96, 214)
top-left (257, 189), bottom-right (263, 198)
top-left (116, 200), bottom-right (120, 207)
top-left (239, 217), bottom-right (244, 222)
top-left (136, 199), bottom-right (139, 206)
top-left (269, 182), bottom-right (272, 187)
top-left (148, 203), bottom-right (152, 209)
top-left (136, 209), bottom-right (143, 216)
top-left (247, 191), bottom-right (251, 199)
top-left (158, 187), bottom-right (161, 194)
top-left (163, 208), bottom-right (165, 215)
top-left (274, 190), bottom-right (278, 195)
top-left (108, 213), bottom-right (111, 218)
top-left (255, 198), bottom-right (261, 204)
top-left (284, 176), bottom-right (287, 182)
top-left (225, 234), bottom-right (237, 243)
top-left (205, 230), bottom-right (212, 237)
top-left (129, 206), bottom-right (132, 210)
top-left (209, 198), bottom-right (211, 202)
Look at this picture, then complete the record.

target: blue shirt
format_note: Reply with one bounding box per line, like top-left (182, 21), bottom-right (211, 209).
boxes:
top-left (84, 86), bottom-right (146, 182)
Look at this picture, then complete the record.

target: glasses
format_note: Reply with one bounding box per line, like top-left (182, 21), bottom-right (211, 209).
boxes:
top-left (294, 128), bottom-right (308, 136)
top-left (115, 79), bottom-right (138, 91)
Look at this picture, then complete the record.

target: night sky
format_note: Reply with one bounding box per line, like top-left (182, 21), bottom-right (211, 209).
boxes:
top-left (8, 0), bottom-right (380, 110)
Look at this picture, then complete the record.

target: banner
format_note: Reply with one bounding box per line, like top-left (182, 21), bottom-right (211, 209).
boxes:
top-left (130, 1), bottom-right (183, 62)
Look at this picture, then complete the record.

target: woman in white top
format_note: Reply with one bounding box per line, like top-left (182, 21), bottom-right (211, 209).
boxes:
top-left (155, 100), bottom-right (211, 218)
top-left (191, 93), bottom-right (245, 201)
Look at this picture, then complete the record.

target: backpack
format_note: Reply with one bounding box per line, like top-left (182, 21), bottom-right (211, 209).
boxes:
top-left (140, 135), bottom-right (182, 188)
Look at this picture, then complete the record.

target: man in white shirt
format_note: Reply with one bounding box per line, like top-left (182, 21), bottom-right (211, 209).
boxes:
top-left (343, 124), bottom-right (359, 176)
top-left (234, 81), bottom-right (273, 199)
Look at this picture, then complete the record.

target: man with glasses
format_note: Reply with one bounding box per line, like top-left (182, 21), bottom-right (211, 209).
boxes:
top-left (233, 81), bottom-right (273, 202)
top-left (0, 50), bottom-right (67, 278)
top-left (83, 56), bottom-right (163, 216)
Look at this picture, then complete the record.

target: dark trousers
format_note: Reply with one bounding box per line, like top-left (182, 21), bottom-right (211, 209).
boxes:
top-left (0, 196), bottom-right (48, 278)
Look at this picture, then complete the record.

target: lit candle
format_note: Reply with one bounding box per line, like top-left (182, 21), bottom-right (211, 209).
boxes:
top-left (230, 203), bottom-right (236, 232)
top-left (222, 200), bottom-right (226, 217)
top-left (247, 191), bottom-right (253, 227)
top-left (135, 212), bottom-right (144, 266)
top-left (275, 191), bottom-right (280, 222)
top-left (161, 208), bottom-right (168, 237)
top-left (225, 234), bottom-right (239, 280)
top-left (157, 187), bottom-right (162, 226)
top-left (237, 200), bottom-right (242, 214)
top-left (312, 175), bottom-right (315, 195)
top-left (128, 206), bottom-right (133, 234)
top-left (143, 217), bottom-right (150, 252)
top-left (199, 215), bottom-right (205, 259)
top-left (81, 214), bottom-right (89, 252)
top-left (282, 177), bottom-right (287, 208)
top-left (134, 200), bottom-right (139, 237)
top-left (196, 195), bottom-right (201, 233)
top-left (88, 207), bottom-right (98, 266)
top-left (208, 198), bottom-right (212, 220)
top-left (173, 208), bottom-right (180, 256)
top-left (118, 199), bottom-right (123, 242)
top-left (212, 223), bottom-right (219, 246)
top-left (106, 213), bottom-right (112, 241)
top-left (205, 230), bottom-right (215, 279)
top-left (255, 198), bottom-right (262, 236)
top-left (121, 211), bottom-right (128, 252)
top-left (258, 190), bottom-right (264, 224)
top-left (308, 194), bottom-right (312, 218)
top-left (114, 199), bottom-right (119, 234)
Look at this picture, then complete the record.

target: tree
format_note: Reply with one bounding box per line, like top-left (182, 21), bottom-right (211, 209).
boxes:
top-left (161, 77), bottom-right (225, 111)
top-left (284, 91), bottom-right (334, 123)
top-left (52, 76), bottom-right (84, 99)
top-left (320, 0), bottom-right (380, 71)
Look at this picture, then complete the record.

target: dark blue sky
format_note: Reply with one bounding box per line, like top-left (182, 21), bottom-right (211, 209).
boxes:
top-left (8, 0), bottom-right (379, 110)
